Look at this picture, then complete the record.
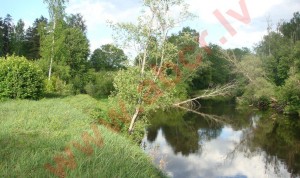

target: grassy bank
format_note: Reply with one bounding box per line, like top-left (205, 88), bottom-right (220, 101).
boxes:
top-left (0, 95), bottom-right (165, 177)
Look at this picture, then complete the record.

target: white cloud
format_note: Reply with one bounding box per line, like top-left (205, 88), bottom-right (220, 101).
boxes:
top-left (66, 0), bottom-right (140, 30)
top-left (65, 0), bottom-right (298, 53)
top-left (187, 0), bottom-right (285, 24)
top-left (66, 0), bottom-right (141, 52)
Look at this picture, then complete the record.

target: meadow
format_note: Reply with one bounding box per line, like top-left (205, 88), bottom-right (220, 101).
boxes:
top-left (0, 95), bottom-right (165, 177)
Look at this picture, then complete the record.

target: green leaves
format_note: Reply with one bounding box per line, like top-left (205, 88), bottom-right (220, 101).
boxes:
top-left (0, 55), bottom-right (44, 100)
top-left (89, 44), bottom-right (127, 71)
top-left (279, 74), bottom-right (300, 115)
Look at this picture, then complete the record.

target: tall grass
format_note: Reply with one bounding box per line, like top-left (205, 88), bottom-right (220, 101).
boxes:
top-left (0, 95), bottom-right (165, 178)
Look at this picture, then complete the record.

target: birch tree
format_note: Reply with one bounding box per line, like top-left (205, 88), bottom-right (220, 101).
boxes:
top-left (42, 0), bottom-right (68, 80)
top-left (110, 0), bottom-right (195, 133)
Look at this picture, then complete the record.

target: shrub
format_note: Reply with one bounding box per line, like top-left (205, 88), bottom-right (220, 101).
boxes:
top-left (0, 55), bottom-right (44, 100)
top-left (280, 74), bottom-right (300, 116)
top-left (84, 71), bottom-right (115, 98)
top-left (257, 95), bottom-right (271, 110)
top-left (238, 77), bottom-right (276, 108)
top-left (44, 76), bottom-right (73, 96)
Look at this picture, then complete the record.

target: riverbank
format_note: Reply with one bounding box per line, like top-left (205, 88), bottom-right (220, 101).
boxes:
top-left (0, 95), bottom-right (165, 177)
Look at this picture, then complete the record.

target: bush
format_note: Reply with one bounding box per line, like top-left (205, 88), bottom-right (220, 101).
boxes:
top-left (0, 56), bottom-right (44, 100)
top-left (257, 95), bottom-right (271, 110)
top-left (84, 71), bottom-right (115, 98)
top-left (44, 76), bottom-right (73, 96)
top-left (238, 77), bottom-right (276, 109)
top-left (280, 74), bottom-right (300, 116)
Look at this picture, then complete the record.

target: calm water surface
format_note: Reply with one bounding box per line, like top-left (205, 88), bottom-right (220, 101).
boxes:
top-left (142, 100), bottom-right (300, 178)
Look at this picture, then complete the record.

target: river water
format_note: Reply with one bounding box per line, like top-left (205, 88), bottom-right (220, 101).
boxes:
top-left (142, 100), bottom-right (300, 178)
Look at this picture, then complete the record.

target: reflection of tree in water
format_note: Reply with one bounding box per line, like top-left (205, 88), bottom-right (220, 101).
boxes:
top-left (226, 113), bottom-right (300, 177)
top-left (147, 125), bottom-right (159, 142)
top-left (146, 109), bottom-right (223, 156)
top-left (146, 99), bottom-right (300, 176)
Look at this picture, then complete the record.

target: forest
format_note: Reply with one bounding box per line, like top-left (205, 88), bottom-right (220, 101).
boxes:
top-left (0, 0), bottom-right (299, 177)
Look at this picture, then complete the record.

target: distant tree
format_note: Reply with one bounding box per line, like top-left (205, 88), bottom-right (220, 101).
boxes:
top-left (168, 27), bottom-right (199, 45)
top-left (280, 12), bottom-right (300, 43)
top-left (66, 13), bottom-right (87, 33)
top-left (0, 17), bottom-right (4, 57)
top-left (228, 47), bottom-right (251, 60)
top-left (255, 31), bottom-right (292, 85)
top-left (63, 27), bottom-right (90, 93)
top-left (193, 44), bottom-right (232, 90)
top-left (64, 28), bottom-right (89, 73)
top-left (24, 16), bottom-right (48, 60)
top-left (89, 44), bottom-right (127, 71)
top-left (14, 19), bottom-right (26, 56)
top-left (2, 14), bottom-right (14, 58)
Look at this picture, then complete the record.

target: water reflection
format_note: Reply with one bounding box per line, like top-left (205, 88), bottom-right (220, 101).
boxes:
top-left (147, 110), bottom-right (223, 156)
top-left (142, 100), bottom-right (300, 178)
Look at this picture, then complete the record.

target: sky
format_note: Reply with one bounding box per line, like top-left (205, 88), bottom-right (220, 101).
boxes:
top-left (0, 0), bottom-right (299, 58)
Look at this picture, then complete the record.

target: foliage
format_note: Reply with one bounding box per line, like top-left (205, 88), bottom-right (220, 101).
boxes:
top-left (110, 0), bottom-right (195, 132)
top-left (63, 28), bottom-right (89, 71)
top-left (190, 44), bottom-right (232, 90)
top-left (250, 12), bottom-right (300, 113)
top-left (279, 74), bottom-right (300, 116)
top-left (89, 44), bottom-right (127, 71)
top-left (112, 67), bottom-right (187, 114)
top-left (24, 16), bottom-right (48, 60)
top-left (280, 11), bottom-right (300, 43)
top-left (13, 19), bottom-right (26, 56)
top-left (84, 71), bottom-right (115, 98)
top-left (102, 66), bottom-right (187, 133)
top-left (0, 55), bottom-right (44, 99)
top-left (62, 27), bottom-right (90, 93)
top-left (40, 0), bottom-right (90, 93)
top-left (255, 31), bottom-right (293, 86)
top-left (66, 13), bottom-right (87, 33)
top-left (238, 77), bottom-right (276, 107)
top-left (44, 76), bottom-right (73, 95)
top-left (224, 53), bottom-right (277, 109)
top-left (0, 14), bottom-right (14, 57)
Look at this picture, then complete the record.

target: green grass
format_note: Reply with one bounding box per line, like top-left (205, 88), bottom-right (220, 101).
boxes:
top-left (0, 95), bottom-right (165, 178)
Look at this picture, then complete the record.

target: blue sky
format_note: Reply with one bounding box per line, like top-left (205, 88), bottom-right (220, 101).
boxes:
top-left (1, 0), bottom-right (299, 58)
top-left (0, 0), bottom-right (48, 25)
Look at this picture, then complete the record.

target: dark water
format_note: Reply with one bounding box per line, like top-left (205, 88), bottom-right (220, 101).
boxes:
top-left (142, 100), bottom-right (300, 178)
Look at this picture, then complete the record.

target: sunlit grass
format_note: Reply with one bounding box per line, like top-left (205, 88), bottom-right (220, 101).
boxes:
top-left (0, 95), bottom-right (165, 177)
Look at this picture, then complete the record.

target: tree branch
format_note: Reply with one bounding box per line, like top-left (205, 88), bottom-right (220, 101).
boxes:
top-left (174, 83), bottom-right (236, 106)
top-left (174, 105), bottom-right (229, 125)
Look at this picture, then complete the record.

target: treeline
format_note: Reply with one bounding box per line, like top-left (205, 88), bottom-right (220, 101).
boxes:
top-left (0, 7), bottom-right (299, 117)
top-left (0, 14), bottom-right (45, 59)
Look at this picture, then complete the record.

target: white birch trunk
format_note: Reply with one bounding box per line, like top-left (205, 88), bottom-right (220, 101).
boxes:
top-left (48, 19), bottom-right (56, 81)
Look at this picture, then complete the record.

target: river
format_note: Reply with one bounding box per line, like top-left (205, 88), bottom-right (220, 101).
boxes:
top-left (142, 99), bottom-right (300, 178)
